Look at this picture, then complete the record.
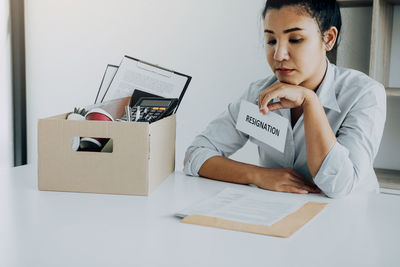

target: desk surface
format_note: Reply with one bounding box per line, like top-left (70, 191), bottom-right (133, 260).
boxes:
top-left (1, 165), bottom-right (400, 267)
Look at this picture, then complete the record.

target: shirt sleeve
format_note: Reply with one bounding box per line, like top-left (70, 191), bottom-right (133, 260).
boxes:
top-left (183, 83), bottom-right (261, 177)
top-left (314, 83), bottom-right (386, 198)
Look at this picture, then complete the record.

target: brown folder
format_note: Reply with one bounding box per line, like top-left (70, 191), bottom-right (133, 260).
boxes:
top-left (181, 201), bottom-right (327, 238)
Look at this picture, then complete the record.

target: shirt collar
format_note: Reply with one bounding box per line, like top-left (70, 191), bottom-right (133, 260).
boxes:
top-left (315, 59), bottom-right (341, 113)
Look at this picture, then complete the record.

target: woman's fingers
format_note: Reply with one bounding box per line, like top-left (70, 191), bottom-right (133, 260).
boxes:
top-left (259, 89), bottom-right (280, 113)
top-left (288, 176), bottom-right (320, 193)
top-left (285, 169), bottom-right (321, 193)
top-left (288, 169), bottom-right (316, 184)
top-left (280, 182), bottom-right (320, 194)
top-left (258, 82), bottom-right (280, 111)
top-left (279, 185), bottom-right (308, 194)
top-left (290, 179), bottom-right (320, 193)
top-left (258, 82), bottom-right (307, 114)
top-left (265, 101), bottom-right (284, 112)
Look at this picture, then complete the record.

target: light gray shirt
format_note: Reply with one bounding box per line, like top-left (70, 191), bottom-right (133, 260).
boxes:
top-left (183, 61), bottom-right (386, 198)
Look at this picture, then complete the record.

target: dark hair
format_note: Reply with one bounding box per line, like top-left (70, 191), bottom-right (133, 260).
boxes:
top-left (262, 0), bottom-right (342, 53)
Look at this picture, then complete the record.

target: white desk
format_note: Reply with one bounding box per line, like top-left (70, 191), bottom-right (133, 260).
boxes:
top-left (1, 164), bottom-right (399, 267)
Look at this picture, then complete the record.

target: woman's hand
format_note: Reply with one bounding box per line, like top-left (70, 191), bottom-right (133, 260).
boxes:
top-left (253, 167), bottom-right (320, 194)
top-left (258, 81), bottom-right (311, 115)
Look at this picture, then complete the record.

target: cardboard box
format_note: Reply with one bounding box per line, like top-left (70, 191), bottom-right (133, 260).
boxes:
top-left (38, 97), bottom-right (176, 195)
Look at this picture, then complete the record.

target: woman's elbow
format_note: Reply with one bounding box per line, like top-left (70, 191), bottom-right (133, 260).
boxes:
top-left (315, 166), bottom-right (357, 199)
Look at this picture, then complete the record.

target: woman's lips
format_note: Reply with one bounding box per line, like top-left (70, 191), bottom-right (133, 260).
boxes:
top-left (276, 68), bottom-right (294, 75)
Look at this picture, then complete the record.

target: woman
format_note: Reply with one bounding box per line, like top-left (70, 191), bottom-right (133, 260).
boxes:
top-left (183, 0), bottom-right (386, 198)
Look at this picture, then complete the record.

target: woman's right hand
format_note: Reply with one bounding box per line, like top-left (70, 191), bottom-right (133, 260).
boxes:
top-left (252, 167), bottom-right (320, 194)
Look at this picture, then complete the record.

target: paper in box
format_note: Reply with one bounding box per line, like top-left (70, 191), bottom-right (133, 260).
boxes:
top-left (37, 97), bottom-right (176, 195)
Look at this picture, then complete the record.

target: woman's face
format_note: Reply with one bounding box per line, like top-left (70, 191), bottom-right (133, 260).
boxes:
top-left (264, 6), bottom-right (327, 90)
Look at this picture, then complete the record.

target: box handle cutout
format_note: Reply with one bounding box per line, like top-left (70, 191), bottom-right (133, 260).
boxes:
top-left (72, 137), bottom-right (113, 153)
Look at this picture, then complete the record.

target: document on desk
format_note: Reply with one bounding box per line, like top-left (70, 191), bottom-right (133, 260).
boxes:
top-left (176, 188), bottom-right (306, 226)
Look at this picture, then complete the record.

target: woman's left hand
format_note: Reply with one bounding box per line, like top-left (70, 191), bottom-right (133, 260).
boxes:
top-left (258, 81), bottom-right (311, 115)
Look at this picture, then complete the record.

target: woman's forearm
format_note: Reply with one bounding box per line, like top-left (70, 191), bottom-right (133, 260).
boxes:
top-left (198, 156), bottom-right (258, 185)
top-left (198, 155), bottom-right (320, 193)
top-left (303, 90), bottom-right (336, 177)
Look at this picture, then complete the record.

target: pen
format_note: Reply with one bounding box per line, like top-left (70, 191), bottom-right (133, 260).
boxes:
top-left (136, 106), bottom-right (141, 121)
top-left (125, 106), bottom-right (131, 122)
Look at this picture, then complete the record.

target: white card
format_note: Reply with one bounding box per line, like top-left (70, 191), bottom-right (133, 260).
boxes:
top-left (236, 100), bottom-right (289, 153)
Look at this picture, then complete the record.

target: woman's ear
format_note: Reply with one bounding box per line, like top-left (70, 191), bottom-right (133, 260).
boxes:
top-left (323, 26), bottom-right (338, 51)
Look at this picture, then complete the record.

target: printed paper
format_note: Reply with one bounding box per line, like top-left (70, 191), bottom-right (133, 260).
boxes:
top-left (176, 188), bottom-right (305, 226)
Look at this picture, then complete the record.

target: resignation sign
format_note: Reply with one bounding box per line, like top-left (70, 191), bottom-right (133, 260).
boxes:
top-left (236, 100), bottom-right (289, 153)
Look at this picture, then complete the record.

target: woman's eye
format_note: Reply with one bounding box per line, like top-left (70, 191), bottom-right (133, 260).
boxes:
top-left (267, 39), bottom-right (276, 45)
top-left (289, 38), bottom-right (303, 43)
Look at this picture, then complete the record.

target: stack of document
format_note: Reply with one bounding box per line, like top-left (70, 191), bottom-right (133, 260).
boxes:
top-left (176, 188), bottom-right (306, 226)
top-left (94, 55), bottom-right (191, 113)
top-left (176, 187), bottom-right (327, 237)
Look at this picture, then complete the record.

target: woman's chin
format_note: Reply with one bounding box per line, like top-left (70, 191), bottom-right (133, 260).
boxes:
top-left (277, 76), bottom-right (300, 85)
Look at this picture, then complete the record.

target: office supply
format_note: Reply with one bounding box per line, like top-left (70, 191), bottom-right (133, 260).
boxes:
top-left (85, 108), bottom-right (114, 122)
top-left (178, 187), bottom-right (327, 238)
top-left (67, 108), bottom-right (87, 151)
top-left (128, 89), bottom-right (162, 107)
top-left (95, 64), bottom-right (118, 104)
top-left (135, 106), bottom-right (141, 122)
top-left (79, 137), bottom-right (103, 152)
top-left (125, 105), bottom-right (131, 122)
top-left (236, 100), bottom-right (289, 153)
top-left (120, 97), bottom-right (179, 123)
top-left (71, 107), bottom-right (89, 117)
top-left (101, 55), bottom-right (191, 112)
top-left (80, 108), bottom-right (114, 151)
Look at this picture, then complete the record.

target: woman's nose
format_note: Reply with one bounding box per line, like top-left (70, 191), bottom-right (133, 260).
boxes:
top-left (274, 43), bottom-right (289, 61)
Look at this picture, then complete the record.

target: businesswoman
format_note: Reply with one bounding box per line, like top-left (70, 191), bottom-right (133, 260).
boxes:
top-left (183, 0), bottom-right (386, 198)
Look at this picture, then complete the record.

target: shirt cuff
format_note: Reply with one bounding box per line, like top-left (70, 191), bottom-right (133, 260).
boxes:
top-left (314, 142), bottom-right (355, 198)
top-left (183, 148), bottom-right (222, 177)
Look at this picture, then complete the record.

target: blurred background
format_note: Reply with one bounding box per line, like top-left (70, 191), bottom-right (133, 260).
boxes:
top-left (1, 0), bottom-right (399, 172)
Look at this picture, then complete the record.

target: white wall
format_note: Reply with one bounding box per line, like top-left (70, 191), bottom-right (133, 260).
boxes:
top-left (25, 0), bottom-right (269, 170)
top-left (25, 1), bottom-right (400, 172)
top-left (0, 0), bottom-right (13, 168)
